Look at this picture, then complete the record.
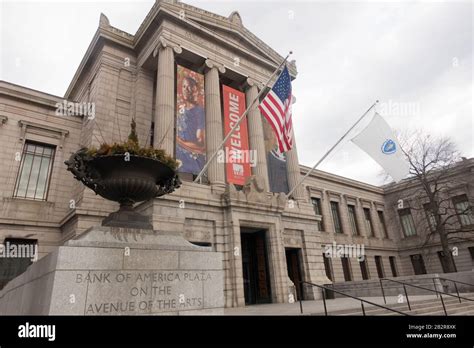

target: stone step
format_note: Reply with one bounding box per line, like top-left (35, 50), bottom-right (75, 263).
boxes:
top-left (312, 293), bottom-right (474, 316)
top-left (363, 297), bottom-right (474, 314)
top-left (409, 302), bottom-right (474, 316)
top-left (334, 302), bottom-right (474, 316)
top-left (324, 300), bottom-right (464, 315)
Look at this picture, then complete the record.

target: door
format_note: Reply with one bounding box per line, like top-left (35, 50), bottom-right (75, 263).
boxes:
top-left (410, 254), bottom-right (427, 275)
top-left (375, 256), bottom-right (385, 278)
top-left (285, 248), bottom-right (303, 300)
top-left (389, 256), bottom-right (398, 277)
top-left (341, 256), bottom-right (352, 281)
top-left (359, 259), bottom-right (370, 280)
top-left (241, 229), bottom-right (272, 304)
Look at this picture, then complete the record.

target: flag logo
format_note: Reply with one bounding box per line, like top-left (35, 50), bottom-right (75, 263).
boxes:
top-left (381, 139), bottom-right (397, 155)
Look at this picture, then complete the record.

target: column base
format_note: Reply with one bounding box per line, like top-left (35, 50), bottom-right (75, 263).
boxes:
top-left (210, 181), bottom-right (226, 194)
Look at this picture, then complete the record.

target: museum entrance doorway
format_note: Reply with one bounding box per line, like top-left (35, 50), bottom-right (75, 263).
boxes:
top-left (240, 228), bottom-right (272, 305)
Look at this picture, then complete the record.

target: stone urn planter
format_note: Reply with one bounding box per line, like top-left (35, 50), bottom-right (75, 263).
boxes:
top-left (64, 120), bottom-right (180, 229)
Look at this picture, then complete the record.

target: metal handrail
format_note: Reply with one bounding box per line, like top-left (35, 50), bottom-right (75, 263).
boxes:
top-left (299, 281), bottom-right (409, 316)
top-left (435, 277), bottom-right (474, 304)
top-left (380, 278), bottom-right (474, 316)
top-left (436, 277), bottom-right (474, 288)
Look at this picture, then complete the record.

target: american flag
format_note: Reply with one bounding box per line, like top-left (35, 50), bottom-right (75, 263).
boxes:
top-left (258, 66), bottom-right (293, 153)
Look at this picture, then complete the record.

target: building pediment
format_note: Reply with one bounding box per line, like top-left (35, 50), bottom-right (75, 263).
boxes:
top-left (135, 1), bottom-right (297, 76)
top-left (163, 2), bottom-right (281, 64)
top-left (66, 0), bottom-right (298, 99)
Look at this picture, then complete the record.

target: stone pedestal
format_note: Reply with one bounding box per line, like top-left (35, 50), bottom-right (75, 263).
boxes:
top-left (0, 226), bottom-right (224, 315)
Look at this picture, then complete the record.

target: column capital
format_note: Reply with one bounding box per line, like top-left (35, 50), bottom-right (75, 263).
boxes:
top-left (204, 59), bottom-right (226, 74)
top-left (245, 77), bottom-right (264, 90)
top-left (153, 36), bottom-right (182, 58)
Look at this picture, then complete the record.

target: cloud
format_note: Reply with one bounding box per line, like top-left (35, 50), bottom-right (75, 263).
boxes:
top-left (1, 0), bottom-right (471, 187)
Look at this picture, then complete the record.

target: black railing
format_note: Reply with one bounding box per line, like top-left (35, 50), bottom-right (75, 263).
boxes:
top-left (379, 278), bottom-right (474, 316)
top-left (434, 277), bottom-right (474, 303)
top-left (299, 281), bottom-right (409, 316)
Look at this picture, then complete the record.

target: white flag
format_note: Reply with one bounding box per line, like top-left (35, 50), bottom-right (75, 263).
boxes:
top-left (351, 113), bottom-right (409, 182)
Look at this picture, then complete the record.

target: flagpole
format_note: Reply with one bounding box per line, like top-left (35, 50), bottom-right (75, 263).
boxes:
top-left (287, 100), bottom-right (379, 198)
top-left (193, 51), bottom-right (293, 183)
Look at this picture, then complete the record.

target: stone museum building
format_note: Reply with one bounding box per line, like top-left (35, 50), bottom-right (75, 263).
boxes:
top-left (0, 0), bottom-right (473, 308)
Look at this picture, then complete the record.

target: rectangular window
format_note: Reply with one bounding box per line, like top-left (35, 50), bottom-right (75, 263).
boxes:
top-left (330, 201), bottom-right (343, 234)
top-left (13, 141), bottom-right (56, 201)
top-left (410, 254), bottom-right (427, 275)
top-left (469, 247), bottom-right (474, 263)
top-left (359, 259), bottom-right (370, 280)
top-left (347, 205), bottom-right (359, 236)
top-left (452, 195), bottom-right (474, 227)
top-left (423, 203), bottom-right (437, 232)
top-left (389, 256), bottom-right (398, 277)
top-left (377, 211), bottom-right (388, 238)
top-left (322, 253), bottom-right (333, 281)
top-left (363, 208), bottom-right (374, 237)
top-left (341, 256), bottom-right (352, 281)
top-left (311, 198), bottom-right (323, 231)
top-left (375, 256), bottom-right (385, 278)
top-left (399, 208), bottom-right (417, 237)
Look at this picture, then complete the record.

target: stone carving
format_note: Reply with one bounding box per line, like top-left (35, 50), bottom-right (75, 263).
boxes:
top-left (243, 175), bottom-right (265, 194)
top-left (242, 175), bottom-right (268, 202)
top-left (99, 13), bottom-right (110, 27)
top-left (228, 11), bottom-right (243, 26)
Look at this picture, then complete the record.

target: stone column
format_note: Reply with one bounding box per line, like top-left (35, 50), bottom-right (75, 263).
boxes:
top-left (286, 128), bottom-right (305, 200)
top-left (370, 201), bottom-right (382, 238)
top-left (339, 194), bottom-right (352, 236)
top-left (153, 38), bottom-right (182, 155)
top-left (245, 78), bottom-right (270, 192)
top-left (321, 190), bottom-right (334, 233)
top-left (204, 59), bottom-right (226, 189)
top-left (355, 198), bottom-right (368, 237)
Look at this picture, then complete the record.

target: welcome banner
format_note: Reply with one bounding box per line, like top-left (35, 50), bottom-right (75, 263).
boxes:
top-left (222, 85), bottom-right (251, 186)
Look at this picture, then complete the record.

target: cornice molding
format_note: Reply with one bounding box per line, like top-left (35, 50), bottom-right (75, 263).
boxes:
top-left (18, 120), bottom-right (69, 148)
top-left (0, 82), bottom-right (65, 110)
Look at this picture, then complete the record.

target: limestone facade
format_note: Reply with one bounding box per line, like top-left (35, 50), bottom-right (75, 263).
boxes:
top-left (0, 0), bottom-right (472, 307)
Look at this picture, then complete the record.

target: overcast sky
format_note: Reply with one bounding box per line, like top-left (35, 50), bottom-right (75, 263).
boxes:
top-left (1, 0), bottom-right (472, 186)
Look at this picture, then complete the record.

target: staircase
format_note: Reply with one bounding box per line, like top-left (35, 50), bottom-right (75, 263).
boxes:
top-left (312, 293), bottom-right (474, 316)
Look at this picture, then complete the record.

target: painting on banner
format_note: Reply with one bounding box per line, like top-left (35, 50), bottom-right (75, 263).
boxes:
top-left (176, 65), bottom-right (206, 175)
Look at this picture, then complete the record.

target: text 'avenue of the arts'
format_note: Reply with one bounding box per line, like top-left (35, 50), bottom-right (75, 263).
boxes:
top-left (74, 271), bottom-right (213, 314)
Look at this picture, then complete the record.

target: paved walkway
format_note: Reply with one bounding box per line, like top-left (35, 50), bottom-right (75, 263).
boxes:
top-left (224, 294), bottom-right (441, 315)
